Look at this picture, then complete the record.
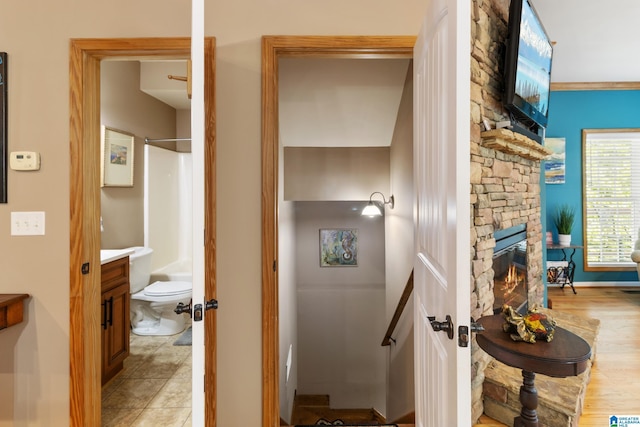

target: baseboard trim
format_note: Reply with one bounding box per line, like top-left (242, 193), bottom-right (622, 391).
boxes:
top-left (391, 411), bottom-right (415, 424)
top-left (548, 281), bottom-right (640, 288)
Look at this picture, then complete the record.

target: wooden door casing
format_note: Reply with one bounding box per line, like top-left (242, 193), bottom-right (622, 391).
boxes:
top-left (69, 37), bottom-right (217, 427)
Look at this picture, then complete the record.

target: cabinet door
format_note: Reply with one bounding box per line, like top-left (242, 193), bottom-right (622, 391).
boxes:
top-left (102, 283), bottom-right (130, 384)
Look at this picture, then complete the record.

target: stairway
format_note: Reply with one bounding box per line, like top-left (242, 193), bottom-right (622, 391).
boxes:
top-left (288, 394), bottom-right (402, 426)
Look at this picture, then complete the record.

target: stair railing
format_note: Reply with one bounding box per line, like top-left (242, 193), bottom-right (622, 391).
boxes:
top-left (381, 269), bottom-right (414, 346)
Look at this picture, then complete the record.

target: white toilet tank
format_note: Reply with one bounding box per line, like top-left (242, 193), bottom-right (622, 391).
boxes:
top-left (127, 246), bottom-right (154, 293)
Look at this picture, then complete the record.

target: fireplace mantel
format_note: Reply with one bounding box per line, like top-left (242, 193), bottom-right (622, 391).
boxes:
top-left (481, 128), bottom-right (553, 161)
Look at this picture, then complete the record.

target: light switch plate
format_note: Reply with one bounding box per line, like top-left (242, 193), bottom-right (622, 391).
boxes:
top-left (11, 211), bottom-right (45, 235)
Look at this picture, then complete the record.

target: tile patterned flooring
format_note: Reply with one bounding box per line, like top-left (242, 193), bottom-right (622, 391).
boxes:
top-left (101, 332), bottom-right (192, 426)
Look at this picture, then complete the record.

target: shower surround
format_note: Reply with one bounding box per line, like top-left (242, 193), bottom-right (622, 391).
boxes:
top-left (144, 144), bottom-right (193, 273)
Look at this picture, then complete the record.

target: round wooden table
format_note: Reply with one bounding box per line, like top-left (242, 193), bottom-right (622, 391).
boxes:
top-left (476, 315), bottom-right (591, 427)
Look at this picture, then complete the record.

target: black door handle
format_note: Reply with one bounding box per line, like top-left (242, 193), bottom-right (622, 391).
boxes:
top-left (107, 296), bottom-right (114, 327)
top-left (101, 300), bottom-right (108, 330)
top-left (428, 314), bottom-right (454, 340)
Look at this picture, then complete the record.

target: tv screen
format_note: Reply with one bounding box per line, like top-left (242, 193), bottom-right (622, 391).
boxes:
top-left (504, 0), bottom-right (553, 132)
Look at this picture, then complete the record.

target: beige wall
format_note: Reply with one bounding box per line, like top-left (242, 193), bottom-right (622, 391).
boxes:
top-left (284, 147), bottom-right (390, 201)
top-left (100, 61), bottom-right (177, 250)
top-left (0, 1), bottom-right (424, 425)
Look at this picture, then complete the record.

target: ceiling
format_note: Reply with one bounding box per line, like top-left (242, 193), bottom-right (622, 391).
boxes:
top-left (278, 58), bottom-right (410, 147)
top-left (143, 2), bottom-right (639, 125)
top-left (534, 0), bottom-right (640, 83)
top-left (139, 60), bottom-right (192, 110)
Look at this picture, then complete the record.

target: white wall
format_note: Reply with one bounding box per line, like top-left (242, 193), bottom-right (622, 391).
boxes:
top-left (385, 63), bottom-right (415, 421)
top-left (0, 1), bottom-right (425, 424)
top-left (278, 142), bottom-right (298, 423)
top-left (295, 201), bottom-right (386, 413)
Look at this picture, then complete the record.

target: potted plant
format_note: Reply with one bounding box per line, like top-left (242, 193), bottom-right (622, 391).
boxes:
top-left (554, 204), bottom-right (576, 246)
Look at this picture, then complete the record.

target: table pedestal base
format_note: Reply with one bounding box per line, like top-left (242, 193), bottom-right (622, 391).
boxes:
top-left (514, 370), bottom-right (539, 427)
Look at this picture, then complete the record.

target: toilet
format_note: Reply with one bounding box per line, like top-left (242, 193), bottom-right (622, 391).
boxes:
top-left (127, 246), bottom-right (192, 336)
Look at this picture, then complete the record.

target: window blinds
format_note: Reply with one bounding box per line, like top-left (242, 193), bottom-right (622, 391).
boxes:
top-left (584, 131), bottom-right (640, 267)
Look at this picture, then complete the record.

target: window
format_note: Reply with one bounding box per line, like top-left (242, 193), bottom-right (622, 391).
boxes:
top-left (583, 129), bottom-right (640, 270)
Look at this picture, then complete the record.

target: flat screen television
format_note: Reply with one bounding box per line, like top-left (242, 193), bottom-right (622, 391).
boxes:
top-left (503, 0), bottom-right (553, 143)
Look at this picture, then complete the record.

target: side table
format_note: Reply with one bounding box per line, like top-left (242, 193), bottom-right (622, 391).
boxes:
top-left (476, 315), bottom-right (591, 427)
top-left (546, 244), bottom-right (583, 294)
top-left (0, 294), bottom-right (29, 330)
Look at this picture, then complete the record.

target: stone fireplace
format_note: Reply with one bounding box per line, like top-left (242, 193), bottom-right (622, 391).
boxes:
top-left (469, 0), bottom-right (554, 420)
top-left (492, 223), bottom-right (528, 314)
top-left (470, 127), bottom-right (551, 420)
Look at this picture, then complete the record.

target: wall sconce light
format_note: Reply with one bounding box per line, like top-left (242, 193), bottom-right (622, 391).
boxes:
top-left (361, 191), bottom-right (394, 217)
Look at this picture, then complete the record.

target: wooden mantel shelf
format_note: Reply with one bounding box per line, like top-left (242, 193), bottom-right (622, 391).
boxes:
top-left (0, 294), bottom-right (29, 330)
top-left (481, 128), bottom-right (553, 161)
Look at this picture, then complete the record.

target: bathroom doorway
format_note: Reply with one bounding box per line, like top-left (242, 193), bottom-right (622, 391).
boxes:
top-left (99, 59), bottom-right (194, 425)
top-left (69, 38), bottom-right (217, 427)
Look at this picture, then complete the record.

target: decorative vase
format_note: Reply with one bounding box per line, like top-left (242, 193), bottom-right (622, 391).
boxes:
top-left (546, 231), bottom-right (553, 245)
top-left (558, 234), bottom-right (571, 246)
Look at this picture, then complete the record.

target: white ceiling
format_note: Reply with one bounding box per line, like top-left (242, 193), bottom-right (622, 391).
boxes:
top-left (533, 0), bottom-right (640, 83)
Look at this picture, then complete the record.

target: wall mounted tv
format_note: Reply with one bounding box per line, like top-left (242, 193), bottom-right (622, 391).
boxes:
top-left (503, 0), bottom-right (553, 144)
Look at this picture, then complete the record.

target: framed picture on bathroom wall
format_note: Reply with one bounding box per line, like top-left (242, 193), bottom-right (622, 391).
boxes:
top-left (101, 126), bottom-right (135, 187)
top-left (319, 228), bottom-right (358, 267)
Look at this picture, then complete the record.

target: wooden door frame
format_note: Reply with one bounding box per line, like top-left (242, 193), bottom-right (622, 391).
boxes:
top-left (261, 35), bottom-right (415, 426)
top-left (69, 37), bottom-right (217, 427)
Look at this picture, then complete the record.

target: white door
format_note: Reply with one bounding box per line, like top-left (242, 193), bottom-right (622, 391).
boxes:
top-left (191, 0), bottom-right (206, 424)
top-left (413, 0), bottom-right (471, 425)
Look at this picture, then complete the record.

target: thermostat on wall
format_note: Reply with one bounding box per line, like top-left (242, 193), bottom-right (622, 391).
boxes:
top-left (10, 151), bottom-right (41, 171)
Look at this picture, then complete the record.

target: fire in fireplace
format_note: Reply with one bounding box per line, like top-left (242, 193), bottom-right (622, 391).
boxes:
top-left (493, 224), bottom-right (528, 314)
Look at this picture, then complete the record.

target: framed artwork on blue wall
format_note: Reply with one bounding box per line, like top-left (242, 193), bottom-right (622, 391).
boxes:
top-left (545, 137), bottom-right (566, 184)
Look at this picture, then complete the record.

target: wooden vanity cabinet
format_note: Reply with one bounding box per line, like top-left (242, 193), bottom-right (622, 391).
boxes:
top-left (101, 256), bottom-right (130, 385)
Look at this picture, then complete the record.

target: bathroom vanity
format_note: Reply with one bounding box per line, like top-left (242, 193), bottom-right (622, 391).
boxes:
top-left (101, 254), bottom-right (131, 385)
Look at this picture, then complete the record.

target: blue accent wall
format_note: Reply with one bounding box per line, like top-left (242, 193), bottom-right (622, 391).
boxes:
top-left (545, 90), bottom-right (640, 282)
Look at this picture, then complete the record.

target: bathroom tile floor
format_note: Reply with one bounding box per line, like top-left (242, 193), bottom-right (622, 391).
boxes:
top-left (102, 332), bottom-right (192, 427)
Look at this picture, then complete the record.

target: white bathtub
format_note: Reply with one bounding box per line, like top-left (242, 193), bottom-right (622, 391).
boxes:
top-left (149, 259), bottom-right (192, 283)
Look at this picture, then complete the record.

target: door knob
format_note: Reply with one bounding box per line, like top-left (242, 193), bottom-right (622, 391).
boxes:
top-left (458, 317), bottom-right (484, 347)
top-left (175, 302), bottom-right (192, 316)
top-left (428, 314), bottom-right (454, 340)
top-left (470, 318), bottom-right (485, 333)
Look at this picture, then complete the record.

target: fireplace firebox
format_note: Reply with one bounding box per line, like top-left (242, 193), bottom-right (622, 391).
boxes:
top-left (493, 224), bottom-right (528, 314)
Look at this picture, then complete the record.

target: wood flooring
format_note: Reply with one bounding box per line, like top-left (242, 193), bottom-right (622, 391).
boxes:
top-left (289, 394), bottom-right (387, 425)
top-left (476, 286), bottom-right (640, 427)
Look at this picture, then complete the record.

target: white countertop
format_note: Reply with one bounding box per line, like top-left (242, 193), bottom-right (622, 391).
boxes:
top-left (100, 249), bottom-right (134, 265)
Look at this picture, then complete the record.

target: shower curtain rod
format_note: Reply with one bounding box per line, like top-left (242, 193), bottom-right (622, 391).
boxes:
top-left (144, 137), bottom-right (192, 143)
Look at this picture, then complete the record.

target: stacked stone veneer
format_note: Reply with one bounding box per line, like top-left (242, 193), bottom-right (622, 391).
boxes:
top-left (469, 0), bottom-right (550, 421)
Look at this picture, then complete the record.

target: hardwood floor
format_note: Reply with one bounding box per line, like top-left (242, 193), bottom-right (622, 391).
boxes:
top-left (475, 286), bottom-right (640, 427)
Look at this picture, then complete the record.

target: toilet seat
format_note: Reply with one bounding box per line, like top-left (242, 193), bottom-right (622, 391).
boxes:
top-left (143, 280), bottom-right (192, 297)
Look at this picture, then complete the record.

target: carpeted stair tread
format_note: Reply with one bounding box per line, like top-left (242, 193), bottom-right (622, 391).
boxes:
top-left (291, 394), bottom-right (387, 426)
